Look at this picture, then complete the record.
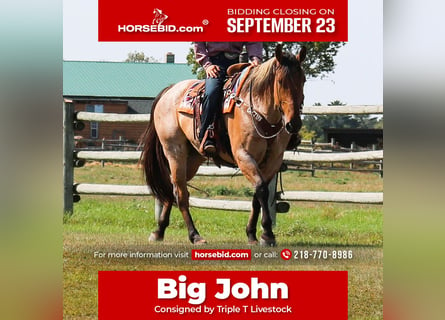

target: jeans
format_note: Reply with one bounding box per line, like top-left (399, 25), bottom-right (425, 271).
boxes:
top-left (199, 53), bottom-right (238, 141)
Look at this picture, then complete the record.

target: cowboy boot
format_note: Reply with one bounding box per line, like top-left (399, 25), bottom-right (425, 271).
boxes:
top-left (199, 124), bottom-right (216, 155)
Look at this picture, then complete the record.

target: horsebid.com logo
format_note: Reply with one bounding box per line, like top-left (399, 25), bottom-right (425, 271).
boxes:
top-left (152, 8), bottom-right (168, 25)
top-left (117, 8), bottom-right (205, 33)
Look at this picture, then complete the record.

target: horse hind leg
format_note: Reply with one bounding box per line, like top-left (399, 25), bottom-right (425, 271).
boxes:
top-left (168, 154), bottom-right (206, 245)
top-left (173, 181), bottom-right (206, 244)
top-left (149, 200), bottom-right (173, 242)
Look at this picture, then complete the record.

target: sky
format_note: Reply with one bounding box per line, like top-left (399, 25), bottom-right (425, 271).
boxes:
top-left (63, 0), bottom-right (382, 106)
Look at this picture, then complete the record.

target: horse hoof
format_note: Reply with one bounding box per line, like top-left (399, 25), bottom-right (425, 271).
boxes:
top-left (193, 236), bottom-right (207, 245)
top-left (149, 232), bottom-right (163, 242)
top-left (260, 237), bottom-right (276, 247)
top-left (248, 239), bottom-right (259, 245)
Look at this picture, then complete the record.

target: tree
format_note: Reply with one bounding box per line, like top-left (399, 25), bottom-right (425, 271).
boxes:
top-left (186, 42), bottom-right (345, 79)
top-left (298, 125), bottom-right (317, 141)
top-left (262, 42), bottom-right (345, 79)
top-left (186, 42), bottom-right (353, 142)
top-left (125, 51), bottom-right (159, 63)
top-left (303, 100), bottom-right (382, 142)
top-left (373, 117), bottom-right (383, 129)
top-left (186, 47), bottom-right (206, 79)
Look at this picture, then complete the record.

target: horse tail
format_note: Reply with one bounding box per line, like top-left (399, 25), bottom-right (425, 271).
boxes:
top-left (140, 85), bottom-right (175, 204)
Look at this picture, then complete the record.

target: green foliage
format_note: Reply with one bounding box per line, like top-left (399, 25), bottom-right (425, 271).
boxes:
top-left (125, 51), bottom-right (159, 63)
top-left (186, 42), bottom-right (345, 79)
top-left (372, 117), bottom-right (384, 129)
top-left (202, 185), bottom-right (254, 198)
top-left (299, 125), bottom-right (317, 141)
top-left (65, 197), bottom-right (382, 246)
top-left (186, 46), bottom-right (206, 79)
top-left (303, 100), bottom-right (382, 142)
top-left (213, 185), bottom-right (232, 196)
top-left (262, 42), bottom-right (345, 79)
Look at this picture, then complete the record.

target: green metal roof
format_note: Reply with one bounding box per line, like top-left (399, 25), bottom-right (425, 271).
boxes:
top-left (63, 61), bottom-right (194, 98)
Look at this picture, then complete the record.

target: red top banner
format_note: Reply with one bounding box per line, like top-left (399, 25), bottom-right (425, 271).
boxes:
top-left (98, 270), bottom-right (348, 319)
top-left (98, 0), bottom-right (347, 42)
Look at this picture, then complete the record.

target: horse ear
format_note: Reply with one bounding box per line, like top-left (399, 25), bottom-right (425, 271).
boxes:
top-left (275, 44), bottom-right (283, 63)
top-left (296, 46), bottom-right (307, 63)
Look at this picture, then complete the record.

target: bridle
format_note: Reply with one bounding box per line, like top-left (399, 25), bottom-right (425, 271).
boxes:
top-left (247, 82), bottom-right (285, 139)
top-left (228, 64), bottom-right (303, 139)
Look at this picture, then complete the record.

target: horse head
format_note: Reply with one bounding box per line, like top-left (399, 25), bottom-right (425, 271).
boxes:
top-left (273, 44), bottom-right (306, 134)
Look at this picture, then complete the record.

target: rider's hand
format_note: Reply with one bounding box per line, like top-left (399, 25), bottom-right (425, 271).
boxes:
top-left (205, 65), bottom-right (221, 78)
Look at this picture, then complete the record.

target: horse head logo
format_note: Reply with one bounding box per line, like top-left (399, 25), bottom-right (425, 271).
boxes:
top-left (152, 8), bottom-right (168, 25)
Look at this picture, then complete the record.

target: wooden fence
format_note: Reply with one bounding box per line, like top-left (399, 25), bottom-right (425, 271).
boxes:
top-left (75, 137), bottom-right (140, 151)
top-left (63, 100), bottom-right (383, 219)
top-left (292, 138), bottom-right (383, 177)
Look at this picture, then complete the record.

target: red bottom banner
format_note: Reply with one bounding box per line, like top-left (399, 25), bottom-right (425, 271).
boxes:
top-left (98, 270), bottom-right (348, 319)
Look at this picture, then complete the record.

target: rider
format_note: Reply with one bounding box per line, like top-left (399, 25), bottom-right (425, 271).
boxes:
top-left (194, 42), bottom-right (263, 155)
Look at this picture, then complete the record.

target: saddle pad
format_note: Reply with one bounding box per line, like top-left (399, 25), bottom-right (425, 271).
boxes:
top-left (177, 80), bottom-right (204, 115)
top-left (177, 65), bottom-right (253, 115)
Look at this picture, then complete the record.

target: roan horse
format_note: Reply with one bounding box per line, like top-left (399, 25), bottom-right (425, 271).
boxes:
top-left (140, 44), bottom-right (306, 246)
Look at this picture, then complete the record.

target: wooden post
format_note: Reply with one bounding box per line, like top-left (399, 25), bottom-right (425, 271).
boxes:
top-left (63, 101), bottom-right (75, 214)
top-left (311, 138), bottom-right (315, 177)
top-left (101, 138), bottom-right (105, 167)
top-left (119, 136), bottom-right (123, 151)
top-left (350, 142), bottom-right (356, 169)
top-left (379, 159), bottom-right (384, 178)
top-left (350, 142), bottom-right (356, 151)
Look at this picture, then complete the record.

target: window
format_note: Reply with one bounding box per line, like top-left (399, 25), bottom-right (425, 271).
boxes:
top-left (90, 122), bottom-right (99, 139)
top-left (86, 104), bottom-right (103, 139)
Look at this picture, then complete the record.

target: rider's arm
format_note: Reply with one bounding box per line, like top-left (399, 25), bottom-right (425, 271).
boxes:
top-left (245, 42), bottom-right (263, 64)
top-left (194, 42), bottom-right (212, 70)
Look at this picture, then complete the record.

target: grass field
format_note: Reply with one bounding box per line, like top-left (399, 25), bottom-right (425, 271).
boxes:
top-left (64, 162), bottom-right (383, 319)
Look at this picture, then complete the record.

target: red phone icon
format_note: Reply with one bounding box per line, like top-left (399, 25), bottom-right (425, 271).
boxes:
top-left (281, 249), bottom-right (292, 260)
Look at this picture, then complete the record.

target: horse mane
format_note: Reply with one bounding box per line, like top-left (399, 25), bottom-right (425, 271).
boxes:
top-left (243, 52), bottom-right (301, 107)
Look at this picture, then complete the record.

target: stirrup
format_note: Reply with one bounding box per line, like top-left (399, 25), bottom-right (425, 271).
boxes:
top-left (199, 138), bottom-right (216, 155)
top-left (203, 139), bottom-right (216, 155)
top-left (199, 128), bottom-right (216, 155)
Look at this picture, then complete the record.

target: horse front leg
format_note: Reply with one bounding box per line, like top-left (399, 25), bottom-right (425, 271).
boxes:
top-left (246, 194), bottom-right (261, 244)
top-left (255, 182), bottom-right (276, 246)
top-left (149, 200), bottom-right (173, 242)
top-left (235, 149), bottom-right (276, 246)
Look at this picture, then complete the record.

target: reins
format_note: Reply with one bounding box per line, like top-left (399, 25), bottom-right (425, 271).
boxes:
top-left (247, 82), bottom-right (285, 139)
top-left (228, 68), bottom-right (286, 139)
